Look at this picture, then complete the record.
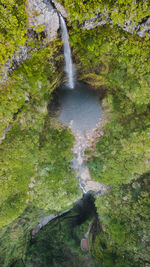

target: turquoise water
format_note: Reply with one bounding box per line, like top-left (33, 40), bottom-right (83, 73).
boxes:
top-left (58, 82), bottom-right (103, 134)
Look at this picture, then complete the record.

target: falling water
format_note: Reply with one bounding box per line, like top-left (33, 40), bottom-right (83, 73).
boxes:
top-left (59, 14), bottom-right (74, 89)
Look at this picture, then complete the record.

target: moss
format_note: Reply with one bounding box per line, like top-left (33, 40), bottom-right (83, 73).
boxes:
top-left (0, 38), bottom-right (81, 228)
top-left (92, 175), bottom-right (150, 266)
top-left (0, 0), bottom-right (27, 68)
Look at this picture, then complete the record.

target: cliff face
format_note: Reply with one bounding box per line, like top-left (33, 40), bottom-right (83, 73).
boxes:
top-left (81, 13), bottom-right (150, 37)
top-left (26, 0), bottom-right (68, 41)
top-left (0, 0), bottom-right (67, 85)
top-left (1, 0), bottom-right (150, 86)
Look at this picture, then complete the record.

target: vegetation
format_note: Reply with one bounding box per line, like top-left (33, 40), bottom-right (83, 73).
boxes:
top-left (0, 206), bottom-right (50, 267)
top-left (71, 25), bottom-right (150, 185)
top-left (59, 0), bottom-right (150, 32)
top-left (0, 43), bottom-right (61, 138)
top-left (0, 194), bottom-right (95, 267)
top-left (70, 12), bottom-right (150, 266)
top-left (0, 0), bottom-right (27, 68)
top-left (90, 174), bottom-right (150, 266)
top-left (0, 41), bottom-right (81, 228)
top-left (0, 114), bottom-right (80, 227)
top-left (0, 0), bottom-right (150, 266)
top-left (25, 214), bottom-right (91, 267)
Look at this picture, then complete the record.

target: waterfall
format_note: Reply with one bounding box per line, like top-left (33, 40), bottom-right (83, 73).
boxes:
top-left (59, 14), bottom-right (74, 89)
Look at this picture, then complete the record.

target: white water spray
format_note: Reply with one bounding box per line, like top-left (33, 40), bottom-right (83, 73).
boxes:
top-left (59, 14), bottom-right (74, 89)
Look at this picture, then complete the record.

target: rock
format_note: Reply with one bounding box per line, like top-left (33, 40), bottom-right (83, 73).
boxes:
top-left (51, 0), bottom-right (68, 17)
top-left (81, 238), bottom-right (89, 251)
top-left (12, 46), bottom-right (30, 68)
top-left (1, 1), bottom-right (149, 86)
top-left (31, 209), bottom-right (70, 238)
top-left (0, 44), bottom-right (34, 85)
top-left (26, 0), bottom-right (68, 42)
top-left (71, 126), bottom-right (108, 195)
top-left (26, 0), bottom-right (59, 41)
top-left (0, 0), bottom-right (68, 86)
top-left (81, 12), bottom-right (150, 38)
top-left (137, 17), bottom-right (150, 37)
top-left (80, 12), bottom-right (110, 30)
top-left (84, 181), bottom-right (108, 195)
top-left (0, 125), bottom-right (12, 144)
top-left (80, 167), bottom-right (91, 182)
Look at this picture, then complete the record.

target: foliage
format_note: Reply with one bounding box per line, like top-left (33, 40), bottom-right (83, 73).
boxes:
top-left (71, 25), bottom-right (150, 185)
top-left (0, 40), bottom-right (80, 228)
top-left (71, 16), bottom-right (150, 266)
top-left (91, 174), bottom-right (150, 266)
top-left (0, 110), bottom-right (80, 227)
top-left (0, 195), bottom-right (95, 267)
top-left (0, 121), bottom-right (40, 227)
top-left (24, 213), bottom-right (91, 267)
top-left (72, 25), bottom-right (150, 115)
top-left (0, 0), bottom-right (27, 67)
top-left (0, 43), bottom-right (61, 138)
top-left (59, 0), bottom-right (150, 31)
top-left (88, 112), bottom-right (150, 185)
top-left (0, 206), bottom-right (50, 267)
top-left (1, 1), bottom-right (150, 265)
top-left (29, 116), bottom-right (80, 212)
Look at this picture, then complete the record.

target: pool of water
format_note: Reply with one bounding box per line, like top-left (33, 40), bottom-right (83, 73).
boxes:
top-left (58, 82), bottom-right (103, 135)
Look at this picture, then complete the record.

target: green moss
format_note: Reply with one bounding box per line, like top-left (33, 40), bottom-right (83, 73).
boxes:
top-left (1, 1), bottom-right (150, 265)
top-left (70, 17), bottom-right (150, 266)
top-left (0, 199), bottom-right (95, 267)
top-left (0, 109), bottom-right (80, 227)
top-left (24, 212), bottom-right (92, 267)
top-left (0, 206), bottom-right (52, 267)
top-left (0, 0), bottom-right (27, 68)
top-left (0, 38), bottom-right (80, 228)
top-left (72, 24), bottom-right (150, 185)
top-left (91, 175), bottom-right (150, 266)
top-left (59, 0), bottom-right (149, 31)
top-left (0, 41), bottom-right (62, 138)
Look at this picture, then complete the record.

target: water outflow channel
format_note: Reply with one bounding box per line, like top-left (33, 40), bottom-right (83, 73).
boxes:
top-left (58, 82), bottom-right (107, 194)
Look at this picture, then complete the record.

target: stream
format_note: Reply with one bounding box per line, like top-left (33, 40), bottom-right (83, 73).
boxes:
top-left (32, 10), bottom-right (107, 241)
top-left (58, 82), bottom-right (108, 194)
top-left (31, 11), bottom-right (109, 240)
top-left (31, 82), bottom-right (109, 239)
top-left (30, 13), bottom-right (109, 254)
top-left (58, 13), bottom-right (108, 194)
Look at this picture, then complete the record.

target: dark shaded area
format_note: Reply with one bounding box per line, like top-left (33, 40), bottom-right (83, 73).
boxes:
top-left (9, 193), bottom-right (97, 267)
top-left (47, 89), bottom-right (60, 116)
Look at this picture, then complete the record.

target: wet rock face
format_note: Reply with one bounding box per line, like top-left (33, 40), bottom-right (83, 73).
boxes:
top-left (81, 238), bottom-right (89, 251)
top-left (26, 0), bottom-right (67, 42)
top-left (137, 16), bottom-right (150, 37)
top-left (26, 0), bottom-right (58, 41)
top-left (1, 1), bottom-right (150, 86)
top-left (81, 13), bottom-right (150, 37)
top-left (80, 12), bottom-right (110, 30)
top-left (0, 46), bottom-right (31, 85)
top-left (26, 0), bottom-right (150, 39)
top-left (118, 16), bottom-right (150, 37)
top-left (0, 0), bottom-right (67, 85)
